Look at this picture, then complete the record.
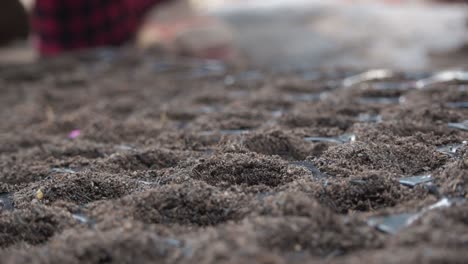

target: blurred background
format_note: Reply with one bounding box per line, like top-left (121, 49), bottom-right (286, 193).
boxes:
top-left (1, 0), bottom-right (467, 70)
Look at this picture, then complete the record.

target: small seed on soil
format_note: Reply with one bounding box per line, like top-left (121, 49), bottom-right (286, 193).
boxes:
top-left (343, 69), bottom-right (395, 87)
top-left (416, 70), bottom-right (468, 89)
top-left (36, 189), bottom-right (44, 200)
top-left (448, 120), bottom-right (468, 131)
top-left (399, 175), bottom-right (432, 187)
top-left (446, 102), bottom-right (468, 109)
top-left (0, 193), bottom-right (14, 212)
top-left (304, 134), bottom-right (356, 144)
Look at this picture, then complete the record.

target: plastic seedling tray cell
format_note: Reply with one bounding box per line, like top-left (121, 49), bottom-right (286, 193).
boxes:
top-left (343, 69), bottom-right (395, 88)
top-left (448, 120), bottom-right (468, 131)
top-left (399, 175), bottom-right (432, 187)
top-left (0, 193), bottom-right (14, 212)
top-left (304, 134), bottom-right (356, 144)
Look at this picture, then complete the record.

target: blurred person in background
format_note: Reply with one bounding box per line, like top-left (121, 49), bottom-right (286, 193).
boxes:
top-left (0, 0), bottom-right (235, 60)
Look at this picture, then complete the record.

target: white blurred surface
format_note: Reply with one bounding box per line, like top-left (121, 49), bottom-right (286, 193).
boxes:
top-left (19, 0), bottom-right (33, 10)
top-left (196, 0), bottom-right (468, 70)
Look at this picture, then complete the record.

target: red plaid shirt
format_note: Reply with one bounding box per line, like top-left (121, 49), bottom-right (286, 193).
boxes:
top-left (33, 0), bottom-right (168, 56)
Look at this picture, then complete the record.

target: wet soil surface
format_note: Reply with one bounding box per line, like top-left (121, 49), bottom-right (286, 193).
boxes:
top-left (0, 48), bottom-right (467, 263)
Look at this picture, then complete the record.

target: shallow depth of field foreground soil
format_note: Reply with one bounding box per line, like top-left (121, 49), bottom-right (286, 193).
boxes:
top-left (0, 48), bottom-right (467, 264)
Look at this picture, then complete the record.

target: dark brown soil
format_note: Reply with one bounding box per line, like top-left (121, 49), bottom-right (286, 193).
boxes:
top-left (0, 48), bottom-right (467, 264)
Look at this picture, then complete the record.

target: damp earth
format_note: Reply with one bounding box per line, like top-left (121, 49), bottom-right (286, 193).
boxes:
top-left (0, 49), bottom-right (467, 264)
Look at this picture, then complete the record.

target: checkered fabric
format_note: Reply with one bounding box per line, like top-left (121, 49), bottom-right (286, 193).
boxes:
top-left (33, 0), bottom-right (168, 56)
